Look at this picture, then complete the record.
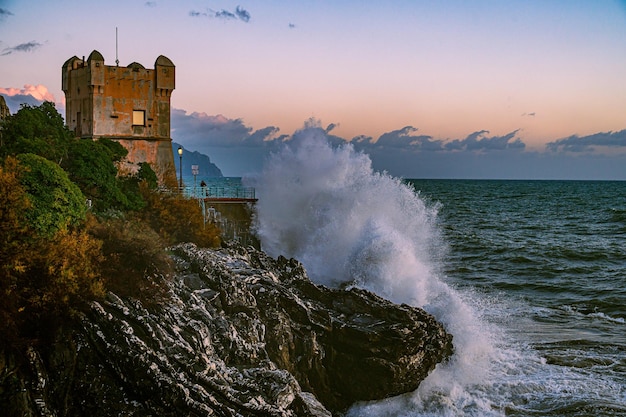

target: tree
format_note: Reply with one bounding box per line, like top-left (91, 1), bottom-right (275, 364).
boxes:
top-left (0, 102), bottom-right (72, 163)
top-left (0, 102), bottom-right (144, 212)
top-left (137, 162), bottom-right (158, 190)
top-left (117, 162), bottom-right (159, 212)
top-left (63, 138), bottom-right (133, 211)
top-left (0, 157), bottom-right (104, 344)
top-left (16, 153), bottom-right (86, 237)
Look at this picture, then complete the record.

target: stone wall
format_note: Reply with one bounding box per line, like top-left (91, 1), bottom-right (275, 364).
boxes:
top-left (62, 51), bottom-right (176, 179)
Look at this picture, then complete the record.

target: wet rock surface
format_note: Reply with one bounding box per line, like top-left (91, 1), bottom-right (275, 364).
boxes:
top-left (1, 243), bottom-right (453, 416)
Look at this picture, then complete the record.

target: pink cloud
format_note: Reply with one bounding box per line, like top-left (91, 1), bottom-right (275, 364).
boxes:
top-left (0, 84), bottom-right (55, 102)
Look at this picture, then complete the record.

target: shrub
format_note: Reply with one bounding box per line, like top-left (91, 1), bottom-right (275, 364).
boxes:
top-left (24, 228), bottom-right (105, 318)
top-left (138, 183), bottom-right (221, 248)
top-left (0, 156), bottom-right (104, 345)
top-left (0, 228), bottom-right (105, 345)
top-left (16, 153), bottom-right (86, 237)
top-left (85, 215), bottom-right (172, 305)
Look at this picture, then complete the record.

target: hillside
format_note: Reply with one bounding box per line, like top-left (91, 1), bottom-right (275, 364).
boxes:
top-left (173, 142), bottom-right (223, 177)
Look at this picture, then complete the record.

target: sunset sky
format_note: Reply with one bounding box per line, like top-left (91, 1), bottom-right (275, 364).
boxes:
top-left (1, 0), bottom-right (626, 179)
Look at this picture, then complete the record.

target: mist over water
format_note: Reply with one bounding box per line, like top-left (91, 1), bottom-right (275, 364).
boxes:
top-left (250, 129), bottom-right (501, 415)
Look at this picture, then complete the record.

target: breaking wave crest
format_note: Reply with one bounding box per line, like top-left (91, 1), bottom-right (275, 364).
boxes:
top-left (249, 128), bottom-right (499, 415)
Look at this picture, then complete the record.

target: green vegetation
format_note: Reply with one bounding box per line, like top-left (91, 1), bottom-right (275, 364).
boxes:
top-left (0, 102), bottom-right (221, 347)
top-left (17, 153), bottom-right (86, 237)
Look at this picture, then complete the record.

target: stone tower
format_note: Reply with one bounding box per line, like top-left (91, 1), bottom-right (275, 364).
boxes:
top-left (62, 50), bottom-right (176, 181)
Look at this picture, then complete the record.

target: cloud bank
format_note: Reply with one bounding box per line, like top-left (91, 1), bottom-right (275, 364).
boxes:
top-left (1, 86), bottom-right (624, 180)
top-left (169, 109), bottom-right (626, 180)
top-left (546, 130), bottom-right (626, 153)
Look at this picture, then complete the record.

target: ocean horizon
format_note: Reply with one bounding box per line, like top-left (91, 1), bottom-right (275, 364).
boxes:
top-left (242, 133), bottom-right (625, 416)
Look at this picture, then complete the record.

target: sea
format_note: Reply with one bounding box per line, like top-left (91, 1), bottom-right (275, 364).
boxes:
top-left (240, 130), bottom-right (626, 416)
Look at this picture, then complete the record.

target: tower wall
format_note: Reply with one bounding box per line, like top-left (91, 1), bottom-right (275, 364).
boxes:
top-left (62, 51), bottom-right (176, 181)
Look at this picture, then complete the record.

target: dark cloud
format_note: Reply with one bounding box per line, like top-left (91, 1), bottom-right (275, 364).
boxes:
top-left (190, 5), bottom-right (251, 22)
top-left (1, 41), bottom-right (43, 56)
top-left (325, 123), bottom-right (339, 133)
top-left (351, 134), bottom-right (373, 144)
top-left (145, 1), bottom-right (157, 7)
top-left (247, 126), bottom-right (281, 145)
top-left (171, 109), bottom-right (279, 148)
top-left (215, 9), bottom-right (236, 20)
top-left (444, 130), bottom-right (525, 152)
top-left (360, 127), bottom-right (518, 155)
top-left (170, 108), bottom-right (626, 179)
top-left (369, 126), bottom-right (443, 151)
top-left (235, 6), bottom-right (251, 22)
top-left (546, 130), bottom-right (626, 152)
top-left (0, 8), bottom-right (14, 19)
top-left (171, 109), bottom-right (282, 176)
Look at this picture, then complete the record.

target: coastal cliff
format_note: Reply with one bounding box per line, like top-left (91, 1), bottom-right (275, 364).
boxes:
top-left (1, 243), bottom-right (453, 416)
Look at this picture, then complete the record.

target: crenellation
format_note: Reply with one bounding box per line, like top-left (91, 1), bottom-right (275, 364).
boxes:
top-left (62, 50), bottom-right (176, 182)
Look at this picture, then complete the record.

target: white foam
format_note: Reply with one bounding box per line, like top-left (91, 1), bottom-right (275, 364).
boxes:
top-left (250, 128), bottom-right (500, 414)
top-left (248, 128), bottom-right (626, 415)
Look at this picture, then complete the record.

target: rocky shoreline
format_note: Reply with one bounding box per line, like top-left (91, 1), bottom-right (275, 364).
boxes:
top-left (1, 243), bottom-right (453, 416)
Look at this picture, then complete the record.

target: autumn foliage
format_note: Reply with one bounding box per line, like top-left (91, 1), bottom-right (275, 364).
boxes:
top-left (138, 182), bottom-right (221, 248)
top-left (0, 102), bottom-right (223, 348)
top-left (86, 215), bottom-right (172, 306)
top-left (0, 158), bottom-right (104, 344)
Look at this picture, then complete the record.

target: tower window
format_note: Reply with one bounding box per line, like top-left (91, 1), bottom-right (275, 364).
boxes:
top-left (132, 110), bottom-right (145, 126)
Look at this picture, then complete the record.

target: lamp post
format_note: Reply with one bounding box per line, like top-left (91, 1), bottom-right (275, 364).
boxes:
top-left (177, 146), bottom-right (183, 191)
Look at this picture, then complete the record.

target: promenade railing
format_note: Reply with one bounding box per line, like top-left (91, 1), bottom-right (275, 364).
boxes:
top-left (180, 186), bottom-right (256, 200)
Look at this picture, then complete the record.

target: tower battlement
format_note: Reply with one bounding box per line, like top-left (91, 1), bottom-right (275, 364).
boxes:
top-left (62, 50), bottom-right (176, 181)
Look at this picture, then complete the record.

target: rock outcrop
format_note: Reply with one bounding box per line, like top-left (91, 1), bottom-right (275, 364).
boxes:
top-left (0, 243), bottom-right (453, 416)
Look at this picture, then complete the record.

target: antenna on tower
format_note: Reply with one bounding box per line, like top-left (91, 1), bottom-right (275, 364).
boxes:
top-left (115, 27), bottom-right (119, 66)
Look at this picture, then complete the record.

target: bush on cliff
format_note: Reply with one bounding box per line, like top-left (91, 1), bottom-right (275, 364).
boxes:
top-left (137, 181), bottom-right (221, 248)
top-left (0, 157), bottom-right (105, 345)
top-left (16, 153), bottom-right (86, 237)
top-left (85, 214), bottom-right (172, 306)
top-left (0, 102), bottom-right (221, 348)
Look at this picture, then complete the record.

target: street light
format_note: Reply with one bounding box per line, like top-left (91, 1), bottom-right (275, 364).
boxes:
top-left (177, 146), bottom-right (183, 190)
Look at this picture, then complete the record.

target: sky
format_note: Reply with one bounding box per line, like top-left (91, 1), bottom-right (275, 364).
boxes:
top-left (1, 0), bottom-right (626, 179)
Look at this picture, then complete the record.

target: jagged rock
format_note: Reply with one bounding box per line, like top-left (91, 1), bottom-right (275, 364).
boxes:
top-left (0, 244), bottom-right (452, 416)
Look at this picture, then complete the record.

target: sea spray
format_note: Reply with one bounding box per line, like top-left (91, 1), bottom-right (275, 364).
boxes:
top-left (249, 128), bottom-right (499, 415)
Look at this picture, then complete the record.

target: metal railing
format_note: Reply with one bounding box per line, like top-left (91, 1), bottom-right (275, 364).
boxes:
top-left (180, 186), bottom-right (256, 200)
